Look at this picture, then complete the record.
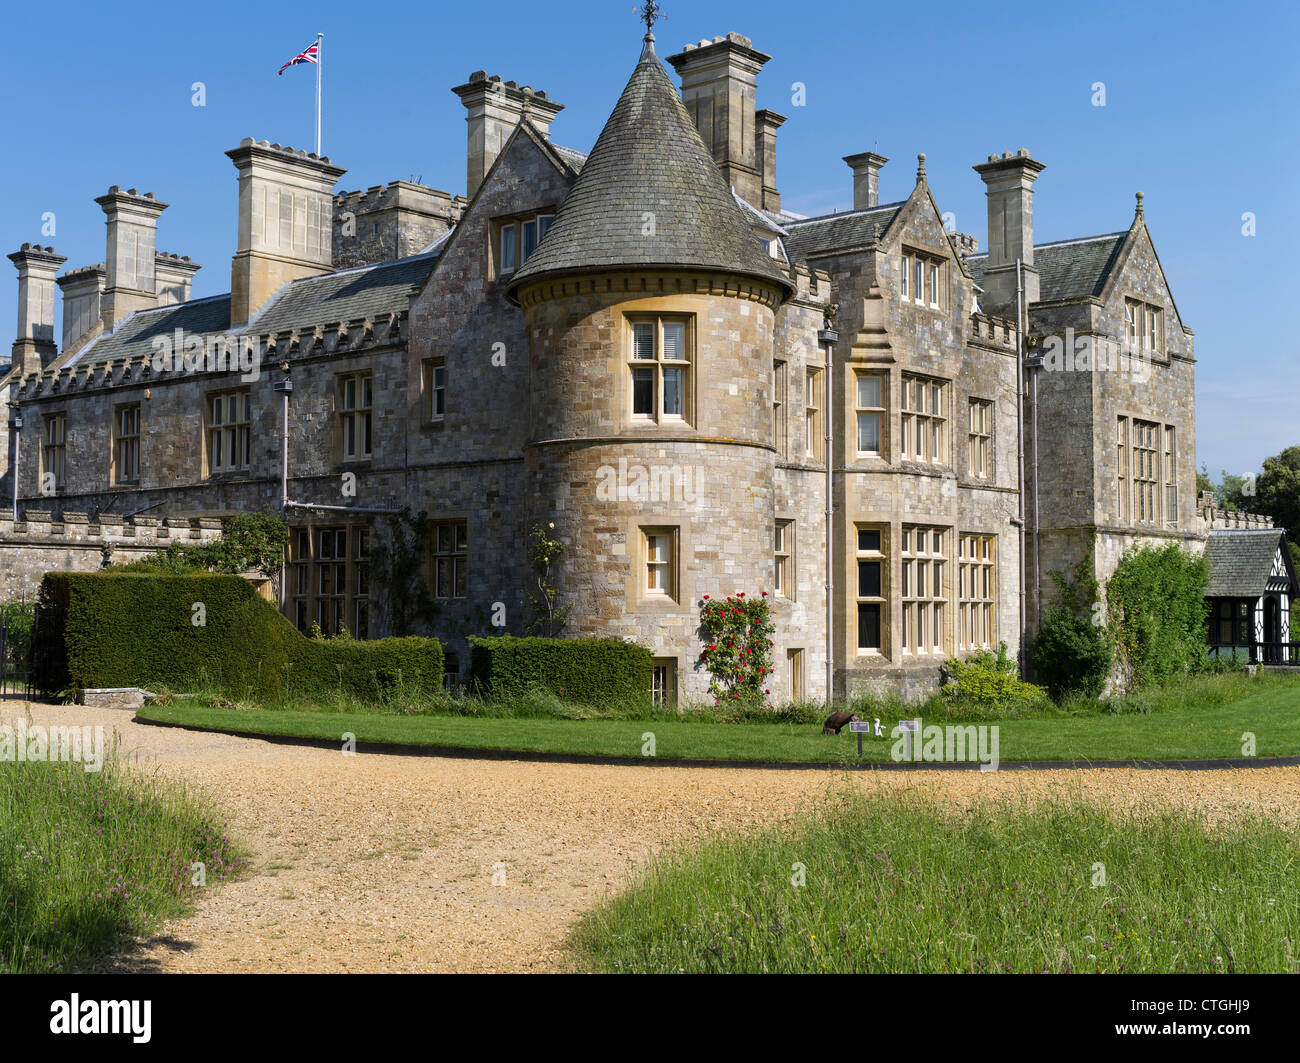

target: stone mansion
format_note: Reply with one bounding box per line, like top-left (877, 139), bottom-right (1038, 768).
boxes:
top-left (1, 23), bottom-right (1292, 700)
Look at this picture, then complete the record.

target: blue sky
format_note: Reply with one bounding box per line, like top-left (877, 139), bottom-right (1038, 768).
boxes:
top-left (3, 0), bottom-right (1295, 478)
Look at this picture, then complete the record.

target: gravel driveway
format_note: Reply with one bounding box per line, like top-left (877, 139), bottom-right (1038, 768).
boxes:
top-left (7, 698), bottom-right (1300, 973)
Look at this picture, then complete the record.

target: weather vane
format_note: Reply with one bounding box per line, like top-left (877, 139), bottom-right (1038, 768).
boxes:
top-left (639, 0), bottom-right (663, 34)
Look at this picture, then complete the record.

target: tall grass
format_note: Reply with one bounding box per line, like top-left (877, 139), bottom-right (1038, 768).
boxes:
top-left (571, 788), bottom-right (1300, 973)
top-left (0, 743), bottom-right (245, 973)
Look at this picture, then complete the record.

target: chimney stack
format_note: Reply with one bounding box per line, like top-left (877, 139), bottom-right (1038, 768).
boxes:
top-left (56, 264), bottom-right (106, 354)
top-left (7, 243), bottom-right (66, 375)
top-left (95, 187), bottom-right (167, 330)
top-left (226, 139), bottom-right (346, 326)
top-left (755, 109), bottom-right (785, 213)
top-left (452, 75), bottom-right (564, 199)
top-left (843, 152), bottom-right (889, 210)
top-left (155, 252), bottom-right (201, 306)
top-left (667, 33), bottom-right (770, 206)
top-left (973, 149), bottom-right (1046, 310)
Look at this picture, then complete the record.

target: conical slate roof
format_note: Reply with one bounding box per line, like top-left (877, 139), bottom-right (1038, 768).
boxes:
top-left (508, 33), bottom-right (791, 299)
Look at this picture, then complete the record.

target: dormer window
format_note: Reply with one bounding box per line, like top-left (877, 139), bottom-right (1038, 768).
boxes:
top-left (498, 213), bottom-right (554, 275)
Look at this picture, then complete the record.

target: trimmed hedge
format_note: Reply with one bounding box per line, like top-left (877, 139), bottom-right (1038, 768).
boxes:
top-left (30, 572), bottom-right (442, 702)
top-left (468, 635), bottom-right (653, 705)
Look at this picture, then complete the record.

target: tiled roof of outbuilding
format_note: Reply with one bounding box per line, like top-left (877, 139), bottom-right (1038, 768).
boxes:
top-left (968, 232), bottom-right (1127, 302)
top-left (1204, 529), bottom-right (1297, 597)
top-left (508, 33), bottom-right (790, 298)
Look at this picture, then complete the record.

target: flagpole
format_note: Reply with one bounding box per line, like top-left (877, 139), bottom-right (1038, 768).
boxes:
top-left (315, 32), bottom-right (323, 155)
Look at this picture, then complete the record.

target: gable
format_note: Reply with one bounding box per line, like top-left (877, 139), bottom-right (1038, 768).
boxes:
top-left (1205, 530), bottom-right (1298, 597)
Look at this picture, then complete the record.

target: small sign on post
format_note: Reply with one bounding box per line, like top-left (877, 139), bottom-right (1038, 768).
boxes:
top-left (898, 718), bottom-right (921, 762)
top-left (848, 719), bottom-right (870, 757)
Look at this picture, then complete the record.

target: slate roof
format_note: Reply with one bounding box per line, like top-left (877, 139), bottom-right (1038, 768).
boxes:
top-left (967, 232), bottom-right (1127, 303)
top-left (508, 34), bottom-right (790, 298)
top-left (781, 203), bottom-right (905, 264)
top-left (66, 253), bottom-right (437, 366)
top-left (1204, 529), bottom-right (1297, 597)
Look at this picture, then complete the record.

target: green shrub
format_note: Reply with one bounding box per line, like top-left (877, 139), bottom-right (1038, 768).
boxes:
top-left (30, 572), bottom-right (442, 702)
top-left (1030, 607), bottom-right (1112, 701)
top-left (1106, 543), bottom-right (1210, 692)
top-left (468, 635), bottom-right (652, 705)
top-left (940, 643), bottom-right (1049, 719)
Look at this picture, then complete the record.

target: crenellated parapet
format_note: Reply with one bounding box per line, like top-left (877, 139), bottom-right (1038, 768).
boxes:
top-left (13, 310), bottom-right (406, 401)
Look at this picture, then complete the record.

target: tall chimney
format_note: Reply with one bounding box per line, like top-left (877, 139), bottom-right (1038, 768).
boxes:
top-left (973, 149), bottom-right (1046, 310)
top-left (226, 139), bottom-right (346, 326)
top-left (56, 263), bottom-right (106, 353)
top-left (755, 109), bottom-right (785, 213)
top-left (7, 243), bottom-right (66, 375)
top-left (667, 33), bottom-right (770, 205)
top-left (843, 152), bottom-right (889, 210)
top-left (155, 252), bottom-right (200, 306)
top-left (451, 75), bottom-right (564, 199)
top-left (95, 187), bottom-right (167, 330)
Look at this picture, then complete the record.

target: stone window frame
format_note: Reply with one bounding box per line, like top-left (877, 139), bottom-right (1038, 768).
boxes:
top-left (290, 523), bottom-right (371, 638)
top-left (1164, 425), bottom-right (1178, 528)
top-left (41, 412), bottom-right (66, 493)
top-left (1132, 417), bottom-right (1160, 525)
top-left (422, 357), bottom-right (446, 424)
top-left (855, 524), bottom-right (886, 654)
top-left (774, 518), bottom-right (795, 600)
top-left (772, 359), bottom-right (788, 458)
top-left (337, 370), bottom-right (374, 462)
top-left (1124, 297), bottom-right (1164, 357)
top-left (1116, 415), bottom-right (1130, 522)
top-left (430, 519), bottom-right (469, 599)
top-left (967, 397), bottom-right (993, 479)
top-left (627, 313), bottom-right (694, 426)
top-left (787, 647), bottom-right (805, 701)
top-left (496, 212), bottom-right (555, 278)
top-left (804, 366), bottom-right (823, 461)
top-left (854, 371), bottom-right (886, 456)
top-left (900, 374), bottom-right (949, 467)
top-left (206, 388), bottom-right (252, 476)
top-left (641, 525), bottom-right (679, 602)
top-left (957, 533), bottom-right (996, 653)
top-left (901, 247), bottom-right (946, 311)
top-left (901, 525), bottom-right (948, 657)
top-left (112, 402), bottom-right (141, 486)
top-left (651, 657), bottom-right (678, 708)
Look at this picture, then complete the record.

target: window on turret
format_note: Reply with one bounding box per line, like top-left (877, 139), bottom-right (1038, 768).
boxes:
top-left (642, 527), bottom-right (678, 600)
top-left (628, 315), bottom-right (692, 424)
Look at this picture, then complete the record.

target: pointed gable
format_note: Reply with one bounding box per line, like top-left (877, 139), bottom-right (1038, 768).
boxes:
top-left (507, 32), bottom-right (791, 299)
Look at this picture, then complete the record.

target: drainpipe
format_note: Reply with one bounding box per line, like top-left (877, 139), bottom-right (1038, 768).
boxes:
top-left (1015, 260), bottom-right (1027, 672)
top-left (817, 316), bottom-right (839, 705)
top-left (1032, 357), bottom-right (1041, 627)
top-left (273, 362), bottom-right (293, 607)
top-left (7, 404), bottom-right (21, 521)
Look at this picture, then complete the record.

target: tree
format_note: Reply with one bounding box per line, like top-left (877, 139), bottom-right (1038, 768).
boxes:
top-left (369, 509), bottom-right (439, 636)
top-left (1255, 446), bottom-right (1300, 535)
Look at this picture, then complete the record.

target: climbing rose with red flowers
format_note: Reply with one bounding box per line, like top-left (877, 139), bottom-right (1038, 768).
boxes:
top-left (696, 590), bottom-right (776, 706)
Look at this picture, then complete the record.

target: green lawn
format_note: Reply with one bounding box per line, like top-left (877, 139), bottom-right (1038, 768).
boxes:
top-left (138, 675), bottom-right (1300, 764)
top-left (569, 788), bottom-right (1300, 972)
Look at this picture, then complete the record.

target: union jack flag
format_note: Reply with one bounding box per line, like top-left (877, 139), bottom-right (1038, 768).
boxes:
top-left (277, 40), bottom-right (319, 76)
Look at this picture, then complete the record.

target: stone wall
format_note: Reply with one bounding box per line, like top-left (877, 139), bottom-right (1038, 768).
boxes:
top-left (0, 511), bottom-right (223, 600)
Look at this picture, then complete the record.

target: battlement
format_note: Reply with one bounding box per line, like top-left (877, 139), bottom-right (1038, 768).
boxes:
top-left (968, 311), bottom-right (1018, 350)
top-left (1196, 490), bottom-right (1274, 530)
top-left (13, 309), bottom-right (407, 402)
top-left (779, 261), bottom-right (833, 303)
top-left (333, 180), bottom-right (464, 217)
